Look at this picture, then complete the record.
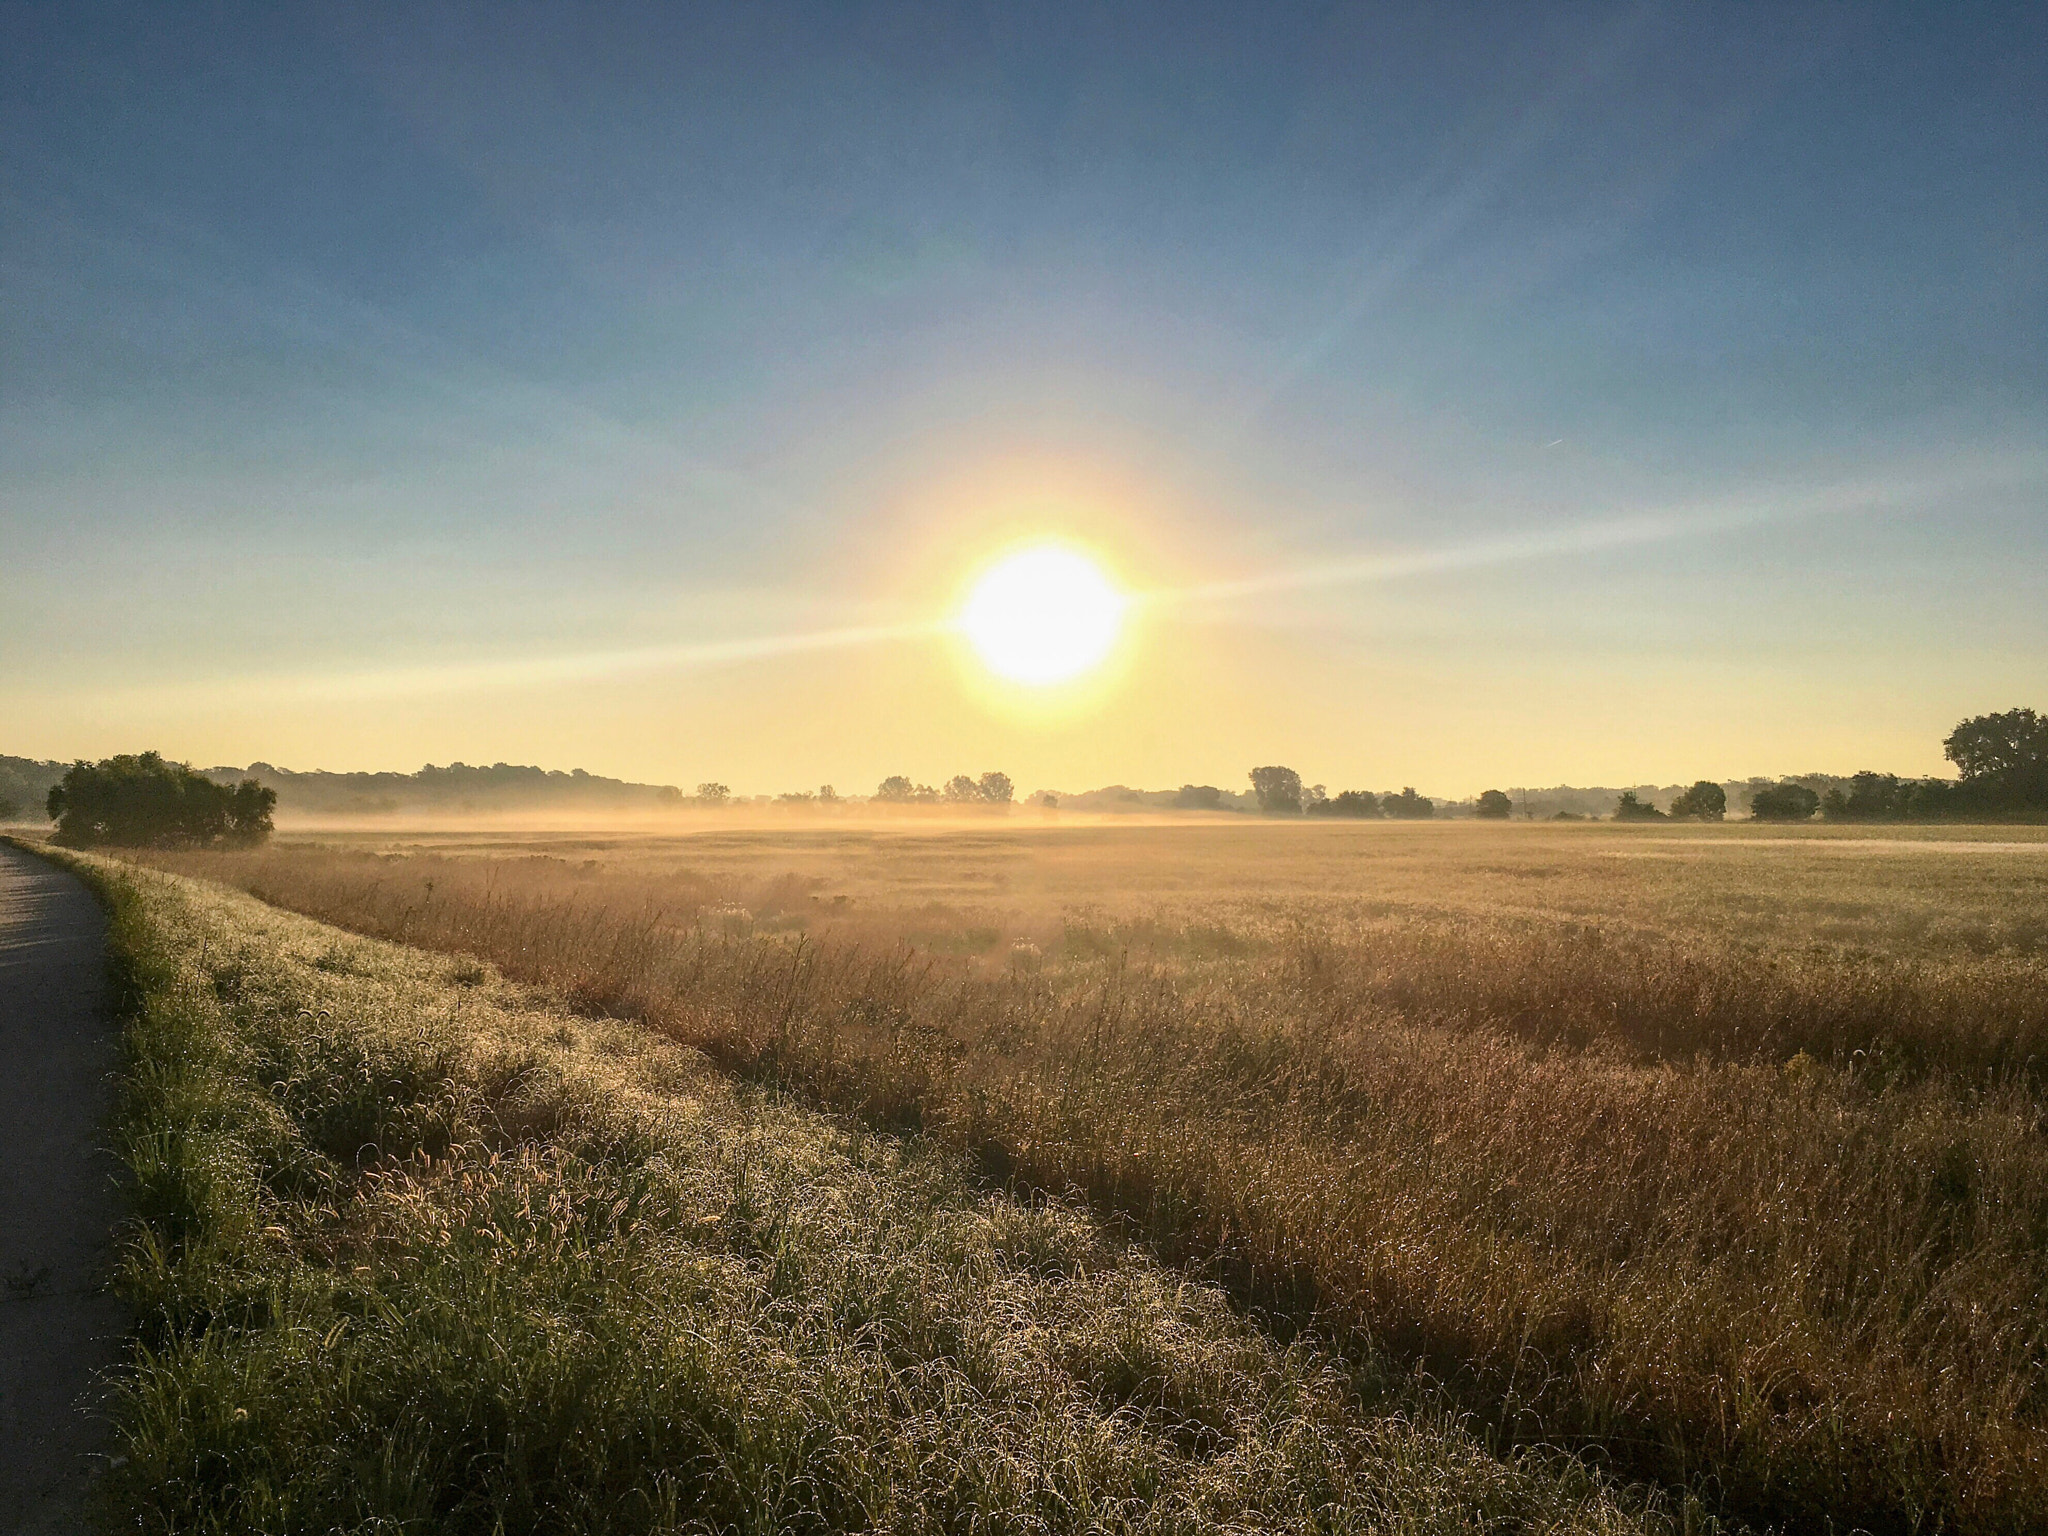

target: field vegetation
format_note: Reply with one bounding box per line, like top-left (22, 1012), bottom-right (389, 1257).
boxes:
top-left (119, 820), bottom-right (2048, 1534)
top-left (46, 845), bottom-right (1716, 1534)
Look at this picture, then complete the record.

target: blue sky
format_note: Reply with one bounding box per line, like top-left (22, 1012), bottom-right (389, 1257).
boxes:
top-left (4, 3), bottom-right (2043, 793)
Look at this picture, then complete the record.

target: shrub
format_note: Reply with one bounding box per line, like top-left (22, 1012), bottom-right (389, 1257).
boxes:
top-left (47, 752), bottom-right (273, 848)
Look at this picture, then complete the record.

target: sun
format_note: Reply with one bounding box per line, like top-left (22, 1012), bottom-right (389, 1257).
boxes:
top-left (958, 543), bottom-right (1127, 686)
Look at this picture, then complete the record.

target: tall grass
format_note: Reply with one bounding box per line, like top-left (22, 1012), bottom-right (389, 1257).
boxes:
top-left (58, 848), bottom-right (1707, 1534)
top-left (143, 843), bottom-right (2048, 1535)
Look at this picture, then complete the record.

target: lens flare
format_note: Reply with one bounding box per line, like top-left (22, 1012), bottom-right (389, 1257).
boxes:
top-left (958, 544), bottom-right (1126, 686)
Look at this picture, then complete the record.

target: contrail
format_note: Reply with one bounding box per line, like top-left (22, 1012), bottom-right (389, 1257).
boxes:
top-left (1145, 452), bottom-right (2044, 609)
top-left (97, 450), bottom-right (2042, 709)
top-left (103, 618), bottom-right (949, 709)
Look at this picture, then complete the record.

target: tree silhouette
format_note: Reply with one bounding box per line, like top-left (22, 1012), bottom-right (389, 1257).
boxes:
top-left (48, 752), bottom-right (274, 848)
top-left (1382, 787), bottom-right (1433, 819)
top-left (1749, 783), bottom-right (1819, 821)
top-left (1475, 790), bottom-right (1513, 819)
top-left (1307, 790), bottom-right (1379, 818)
top-left (1249, 766), bottom-right (1303, 815)
top-left (1944, 708), bottom-right (2048, 809)
top-left (1668, 781), bottom-right (1727, 821)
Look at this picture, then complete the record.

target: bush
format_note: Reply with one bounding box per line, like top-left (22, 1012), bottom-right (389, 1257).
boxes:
top-left (1667, 782), bottom-right (1726, 821)
top-left (1475, 790), bottom-right (1513, 820)
top-left (1749, 783), bottom-right (1820, 822)
top-left (1612, 792), bottom-right (1667, 822)
top-left (47, 752), bottom-right (274, 848)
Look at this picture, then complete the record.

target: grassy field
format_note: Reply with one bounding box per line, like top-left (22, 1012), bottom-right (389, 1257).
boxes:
top-left (81, 820), bottom-right (2048, 1531)
top-left (49, 845), bottom-right (1710, 1534)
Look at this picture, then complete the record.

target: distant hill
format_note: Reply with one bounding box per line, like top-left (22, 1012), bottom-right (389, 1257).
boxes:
top-left (1509, 777), bottom-right (1871, 820)
top-left (199, 761), bottom-right (683, 818)
top-left (0, 755), bottom-right (683, 822)
top-left (1, 753), bottom-right (1949, 826)
top-left (0, 755), bottom-right (67, 818)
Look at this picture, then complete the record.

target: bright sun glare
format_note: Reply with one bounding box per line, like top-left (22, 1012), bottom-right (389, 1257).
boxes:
top-left (959, 544), bottom-right (1126, 687)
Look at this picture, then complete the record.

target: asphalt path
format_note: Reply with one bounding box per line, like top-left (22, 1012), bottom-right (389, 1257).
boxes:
top-left (0, 843), bottom-right (125, 1534)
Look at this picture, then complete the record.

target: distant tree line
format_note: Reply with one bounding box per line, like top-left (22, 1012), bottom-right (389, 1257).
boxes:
top-left (872, 772), bottom-right (1014, 806)
top-left (1242, 766), bottom-right (1438, 819)
top-left (1810, 710), bottom-right (2048, 821)
top-left (14, 709), bottom-right (2042, 832)
top-left (1225, 709), bottom-right (2048, 826)
top-left (1590, 710), bottom-right (2048, 823)
top-left (45, 752), bottom-right (275, 848)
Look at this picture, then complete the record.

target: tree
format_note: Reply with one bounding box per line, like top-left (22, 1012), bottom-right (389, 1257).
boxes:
top-left (1944, 708), bottom-right (2048, 809)
top-left (1174, 784), bottom-right (1223, 811)
top-left (1749, 783), bottom-right (1819, 821)
top-left (1308, 790), bottom-right (1379, 818)
top-left (1382, 787), bottom-right (1433, 819)
top-left (655, 785), bottom-right (684, 807)
top-left (695, 782), bottom-right (730, 807)
top-left (818, 785), bottom-right (839, 803)
top-left (1612, 791), bottom-right (1667, 822)
top-left (0, 794), bottom-right (18, 821)
top-left (978, 771), bottom-right (1014, 804)
top-left (1820, 771), bottom-right (1909, 821)
top-left (1249, 766), bottom-right (1303, 815)
top-left (1475, 789), bottom-right (1513, 820)
top-left (874, 776), bottom-right (914, 803)
top-left (1668, 781), bottom-right (1727, 821)
top-left (47, 752), bottom-right (275, 848)
top-left (943, 775), bottom-right (983, 804)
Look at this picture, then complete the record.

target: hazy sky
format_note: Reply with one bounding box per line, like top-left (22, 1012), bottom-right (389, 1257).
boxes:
top-left (5, 3), bottom-right (2044, 795)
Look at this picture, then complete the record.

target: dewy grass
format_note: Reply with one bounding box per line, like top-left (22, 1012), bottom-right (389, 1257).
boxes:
top-left (50, 848), bottom-right (1711, 1534)
top-left (133, 838), bottom-right (2048, 1536)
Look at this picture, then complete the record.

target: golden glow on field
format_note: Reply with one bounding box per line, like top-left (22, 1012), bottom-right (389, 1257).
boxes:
top-left (958, 543), bottom-right (1127, 686)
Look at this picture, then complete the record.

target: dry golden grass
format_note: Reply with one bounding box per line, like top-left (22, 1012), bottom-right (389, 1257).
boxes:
top-left (141, 820), bottom-right (2048, 1533)
top-left (58, 847), bottom-right (1713, 1534)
